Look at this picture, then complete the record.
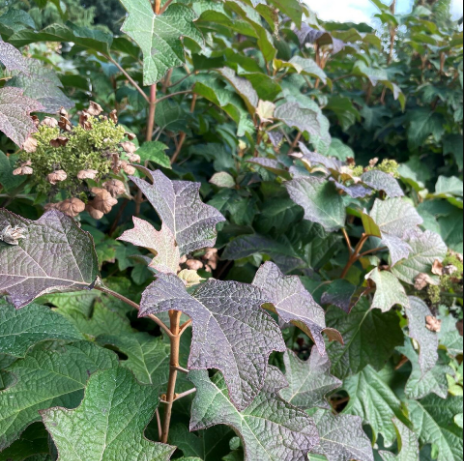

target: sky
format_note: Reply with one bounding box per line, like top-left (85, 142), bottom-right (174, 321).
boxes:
top-left (308, 0), bottom-right (464, 24)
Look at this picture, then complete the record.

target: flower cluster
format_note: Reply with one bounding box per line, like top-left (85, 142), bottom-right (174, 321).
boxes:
top-left (14, 104), bottom-right (141, 219)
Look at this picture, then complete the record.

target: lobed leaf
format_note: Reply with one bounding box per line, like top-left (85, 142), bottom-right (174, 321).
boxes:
top-left (361, 170), bottom-right (404, 198)
top-left (0, 209), bottom-right (99, 309)
top-left (0, 300), bottom-right (83, 358)
top-left (253, 262), bottom-right (343, 354)
top-left (140, 274), bottom-right (285, 410)
top-left (367, 268), bottom-right (410, 312)
top-left (189, 368), bottom-right (320, 461)
top-left (280, 348), bottom-right (342, 410)
top-left (0, 342), bottom-right (117, 450)
top-left (379, 419), bottom-right (420, 461)
top-left (130, 168), bottom-right (225, 255)
top-left (0, 38), bottom-right (28, 73)
top-left (42, 367), bottom-right (175, 461)
top-left (311, 410), bottom-right (374, 461)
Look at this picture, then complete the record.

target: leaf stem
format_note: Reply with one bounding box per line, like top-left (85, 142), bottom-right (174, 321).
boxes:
top-left (156, 90), bottom-right (193, 105)
top-left (94, 285), bottom-right (174, 338)
top-left (342, 228), bottom-right (353, 254)
top-left (162, 310), bottom-right (182, 444)
top-left (341, 234), bottom-right (370, 279)
top-left (179, 319), bottom-right (192, 335)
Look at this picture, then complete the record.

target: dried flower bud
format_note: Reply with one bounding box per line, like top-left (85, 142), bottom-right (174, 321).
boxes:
top-left (204, 248), bottom-right (219, 270)
top-left (85, 203), bottom-right (105, 220)
top-left (121, 141), bottom-right (137, 154)
top-left (87, 101), bottom-right (103, 116)
top-left (178, 269), bottom-right (203, 288)
top-left (13, 161), bottom-right (33, 176)
top-left (22, 137), bottom-right (38, 153)
top-left (109, 109), bottom-right (118, 124)
top-left (111, 153), bottom-right (121, 174)
top-left (58, 107), bottom-right (68, 117)
top-left (90, 187), bottom-right (118, 214)
top-left (369, 158), bottom-right (379, 168)
top-left (443, 265), bottom-right (459, 276)
top-left (120, 161), bottom-right (136, 175)
top-left (50, 137), bottom-right (69, 148)
top-left (0, 225), bottom-right (27, 246)
top-left (51, 198), bottom-right (86, 218)
top-left (125, 132), bottom-right (136, 141)
top-left (179, 255), bottom-right (188, 265)
top-left (126, 153), bottom-right (141, 163)
top-left (59, 116), bottom-right (72, 132)
top-left (79, 111), bottom-right (92, 131)
top-left (31, 115), bottom-right (40, 127)
top-left (414, 273), bottom-right (434, 291)
top-left (425, 315), bottom-right (442, 333)
top-left (41, 117), bottom-right (59, 128)
top-left (77, 169), bottom-right (99, 180)
top-left (186, 259), bottom-right (204, 271)
top-left (103, 179), bottom-right (126, 198)
top-left (431, 260), bottom-right (444, 276)
top-left (47, 170), bottom-right (68, 185)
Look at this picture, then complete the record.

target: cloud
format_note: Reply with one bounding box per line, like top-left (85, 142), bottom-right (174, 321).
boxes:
top-left (306, 0), bottom-right (376, 23)
top-left (451, 0), bottom-right (463, 18)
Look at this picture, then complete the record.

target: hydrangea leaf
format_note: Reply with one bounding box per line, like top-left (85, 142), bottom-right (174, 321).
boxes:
top-left (280, 348), bottom-right (342, 410)
top-left (0, 38), bottom-right (28, 73)
top-left (0, 300), bottom-right (83, 358)
top-left (379, 419), bottom-right (420, 461)
top-left (218, 67), bottom-right (259, 114)
top-left (311, 410), bottom-right (374, 461)
top-left (408, 395), bottom-right (463, 461)
top-left (391, 230), bottom-right (448, 285)
top-left (42, 367), bottom-right (174, 461)
top-left (361, 170), bottom-right (404, 198)
top-left (140, 274), bottom-right (285, 410)
top-left (120, 1), bottom-right (203, 85)
top-left (434, 176), bottom-right (463, 197)
top-left (285, 177), bottom-right (346, 232)
top-left (0, 87), bottom-right (43, 147)
top-left (0, 423), bottom-right (50, 461)
top-left (343, 365), bottom-right (404, 447)
top-left (253, 262), bottom-right (343, 354)
top-left (118, 218), bottom-right (180, 274)
top-left (398, 340), bottom-right (451, 400)
top-left (406, 297), bottom-right (439, 375)
top-left (97, 333), bottom-right (171, 386)
top-left (0, 209), bottom-right (99, 309)
top-left (367, 268), bottom-right (410, 312)
top-left (363, 198), bottom-right (423, 265)
top-left (136, 141), bottom-right (171, 169)
top-left (130, 169), bottom-right (225, 255)
top-left (321, 279), bottom-right (357, 313)
top-left (437, 306), bottom-right (463, 356)
top-left (326, 300), bottom-right (404, 379)
top-left (189, 368), bottom-right (320, 461)
top-left (7, 59), bottom-right (74, 113)
top-left (0, 342), bottom-right (117, 450)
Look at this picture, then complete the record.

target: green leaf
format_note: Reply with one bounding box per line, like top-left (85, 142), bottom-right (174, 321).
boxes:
top-left (361, 170), bottom-right (404, 198)
top-left (443, 134), bottom-right (463, 170)
top-left (0, 423), bottom-right (50, 461)
top-left (285, 177), bottom-right (346, 232)
top-left (325, 96), bottom-right (361, 131)
top-left (9, 23), bottom-right (113, 55)
top-left (326, 300), bottom-right (404, 379)
top-left (434, 176), bottom-right (463, 198)
top-left (120, 2), bottom-right (203, 85)
top-left (276, 56), bottom-right (328, 84)
top-left (398, 339), bottom-right (451, 400)
top-left (367, 268), bottom-right (409, 312)
top-left (0, 209), bottom-right (99, 308)
top-left (189, 368), bottom-right (320, 461)
top-left (42, 367), bottom-right (175, 461)
top-left (210, 172), bottom-right (236, 189)
top-left (408, 395), bottom-right (463, 461)
top-left (218, 67), bottom-right (259, 113)
top-left (0, 151), bottom-right (26, 191)
top-left (0, 342), bottom-right (117, 450)
top-left (137, 141), bottom-right (171, 169)
top-left (280, 348), bottom-right (342, 410)
top-left (379, 419), bottom-right (420, 461)
top-left (311, 410), bottom-right (374, 461)
top-left (97, 333), bottom-right (170, 386)
top-left (0, 300), bottom-right (83, 358)
top-left (408, 109), bottom-right (445, 150)
top-left (391, 230), bottom-right (447, 285)
top-left (343, 365), bottom-right (404, 447)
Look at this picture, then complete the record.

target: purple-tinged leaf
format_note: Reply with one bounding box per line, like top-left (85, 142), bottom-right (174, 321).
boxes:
top-left (285, 177), bottom-right (346, 232)
top-left (247, 158), bottom-right (290, 178)
top-left (321, 279), bottom-right (357, 313)
top-left (219, 67), bottom-right (259, 113)
top-left (189, 367), bottom-right (320, 461)
top-left (406, 297), bottom-right (439, 375)
top-left (367, 268), bottom-right (410, 312)
top-left (0, 39), bottom-right (28, 73)
top-left (361, 170), bottom-right (404, 198)
top-left (0, 87), bottom-right (43, 147)
top-left (118, 217), bottom-right (180, 274)
top-left (253, 262), bottom-right (343, 354)
top-left (311, 410), bottom-right (374, 461)
top-left (0, 209), bottom-right (98, 308)
top-left (298, 143), bottom-right (343, 171)
top-left (130, 168), bottom-right (225, 255)
top-left (140, 274), bottom-right (285, 410)
top-left (294, 25), bottom-right (346, 54)
top-left (280, 348), bottom-right (342, 410)
top-left (332, 179), bottom-right (373, 199)
top-left (391, 230), bottom-right (447, 285)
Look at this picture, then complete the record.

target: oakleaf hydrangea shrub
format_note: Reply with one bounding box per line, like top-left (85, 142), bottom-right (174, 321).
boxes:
top-left (0, 0), bottom-right (462, 460)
